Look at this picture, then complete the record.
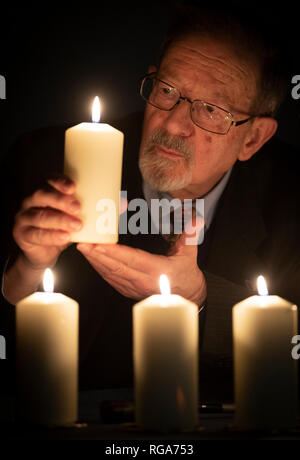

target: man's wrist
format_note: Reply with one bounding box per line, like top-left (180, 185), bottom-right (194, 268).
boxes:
top-left (2, 253), bottom-right (46, 305)
top-left (17, 252), bottom-right (48, 274)
top-left (16, 251), bottom-right (58, 275)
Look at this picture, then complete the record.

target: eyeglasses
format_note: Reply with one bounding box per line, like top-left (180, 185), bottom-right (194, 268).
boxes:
top-left (140, 73), bottom-right (254, 135)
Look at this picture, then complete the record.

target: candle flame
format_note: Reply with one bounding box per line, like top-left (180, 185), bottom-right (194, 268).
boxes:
top-left (257, 275), bottom-right (268, 296)
top-left (160, 274), bottom-right (171, 296)
top-left (92, 96), bottom-right (101, 123)
top-left (43, 269), bottom-right (54, 293)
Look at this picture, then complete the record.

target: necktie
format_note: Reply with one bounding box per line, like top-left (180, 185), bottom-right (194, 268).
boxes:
top-left (162, 204), bottom-right (197, 245)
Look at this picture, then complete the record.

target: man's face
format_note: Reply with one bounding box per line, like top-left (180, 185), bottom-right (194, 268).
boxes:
top-left (138, 35), bottom-right (259, 197)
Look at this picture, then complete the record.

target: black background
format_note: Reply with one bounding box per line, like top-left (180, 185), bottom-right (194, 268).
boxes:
top-left (0, 1), bottom-right (300, 159)
top-left (0, 0), bottom-right (299, 412)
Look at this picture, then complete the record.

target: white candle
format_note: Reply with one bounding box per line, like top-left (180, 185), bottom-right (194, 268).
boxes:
top-left (16, 269), bottom-right (79, 426)
top-left (233, 276), bottom-right (298, 431)
top-left (64, 97), bottom-right (124, 243)
top-left (133, 275), bottom-right (198, 433)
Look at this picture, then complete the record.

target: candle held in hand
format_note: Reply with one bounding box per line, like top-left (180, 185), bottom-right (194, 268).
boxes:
top-left (233, 276), bottom-right (298, 431)
top-left (133, 275), bottom-right (198, 433)
top-left (16, 269), bottom-right (79, 426)
top-left (64, 97), bottom-right (124, 243)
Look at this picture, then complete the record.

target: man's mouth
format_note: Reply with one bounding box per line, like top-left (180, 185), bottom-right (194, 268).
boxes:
top-left (155, 145), bottom-right (185, 159)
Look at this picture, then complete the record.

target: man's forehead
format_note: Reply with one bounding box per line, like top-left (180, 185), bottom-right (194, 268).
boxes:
top-left (159, 36), bottom-right (257, 112)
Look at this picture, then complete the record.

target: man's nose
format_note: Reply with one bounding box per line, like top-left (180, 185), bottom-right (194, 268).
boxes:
top-left (161, 99), bottom-right (194, 137)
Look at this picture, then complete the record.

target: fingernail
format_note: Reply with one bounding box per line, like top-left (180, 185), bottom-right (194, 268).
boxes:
top-left (59, 176), bottom-right (75, 190)
top-left (70, 200), bottom-right (81, 214)
top-left (70, 220), bottom-right (82, 231)
top-left (95, 245), bottom-right (106, 254)
top-left (77, 243), bottom-right (91, 253)
top-left (59, 232), bottom-right (70, 242)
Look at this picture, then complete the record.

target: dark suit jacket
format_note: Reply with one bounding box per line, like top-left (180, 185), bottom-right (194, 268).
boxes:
top-left (1, 112), bottom-right (299, 403)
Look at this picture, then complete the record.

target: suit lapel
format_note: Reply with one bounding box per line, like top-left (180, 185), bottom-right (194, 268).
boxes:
top-left (204, 160), bottom-right (268, 288)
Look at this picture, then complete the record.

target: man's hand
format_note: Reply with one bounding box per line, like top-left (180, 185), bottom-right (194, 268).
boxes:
top-left (13, 176), bottom-right (82, 270)
top-left (77, 216), bottom-right (207, 305)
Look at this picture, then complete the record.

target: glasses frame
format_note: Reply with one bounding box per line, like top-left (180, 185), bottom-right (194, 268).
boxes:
top-left (140, 72), bottom-right (254, 135)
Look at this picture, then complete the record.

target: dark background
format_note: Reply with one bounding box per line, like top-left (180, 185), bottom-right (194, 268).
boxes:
top-left (0, 0), bottom-right (299, 403)
top-left (0, 1), bottom-right (300, 159)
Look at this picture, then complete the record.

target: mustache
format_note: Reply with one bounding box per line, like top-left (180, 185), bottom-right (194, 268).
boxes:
top-left (144, 129), bottom-right (193, 161)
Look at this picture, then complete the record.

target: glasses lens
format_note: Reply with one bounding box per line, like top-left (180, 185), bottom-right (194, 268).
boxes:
top-left (141, 76), bottom-right (179, 110)
top-left (192, 101), bottom-right (232, 134)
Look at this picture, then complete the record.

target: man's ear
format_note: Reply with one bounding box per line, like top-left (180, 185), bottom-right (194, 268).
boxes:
top-left (238, 117), bottom-right (278, 162)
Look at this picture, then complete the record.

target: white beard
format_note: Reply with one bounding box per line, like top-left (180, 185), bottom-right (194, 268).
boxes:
top-left (138, 129), bottom-right (194, 192)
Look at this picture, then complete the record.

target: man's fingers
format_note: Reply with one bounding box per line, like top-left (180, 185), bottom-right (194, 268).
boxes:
top-left (16, 208), bottom-right (82, 232)
top-left (47, 176), bottom-right (76, 195)
top-left (78, 244), bottom-right (153, 288)
top-left (20, 227), bottom-right (71, 246)
top-left (184, 215), bottom-right (205, 241)
top-left (176, 215), bottom-right (205, 249)
top-left (21, 188), bottom-right (81, 216)
top-left (77, 242), bottom-right (167, 275)
top-left (119, 196), bottom-right (128, 215)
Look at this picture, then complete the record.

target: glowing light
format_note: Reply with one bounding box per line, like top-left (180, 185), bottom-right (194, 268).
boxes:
top-left (43, 269), bottom-right (54, 294)
top-left (257, 275), bottom-right (269, 296)
top-left (160, 274), bottom-right (171, 296)
top-left (92, 96), bottom-right (101, 123)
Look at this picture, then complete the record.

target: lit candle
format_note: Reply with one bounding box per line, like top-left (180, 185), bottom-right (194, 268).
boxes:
top-left (233, 276), bottom-right (298, 431)
top-left (133, 275), bottom-right (198, 433)
top-left (64, 97), bottom-right (124, 243)
top-left (16, 269), bottom-right (79, 426)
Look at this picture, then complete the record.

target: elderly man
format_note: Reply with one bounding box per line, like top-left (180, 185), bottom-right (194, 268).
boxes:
top-left (1, 6), bottom-right (299, 402)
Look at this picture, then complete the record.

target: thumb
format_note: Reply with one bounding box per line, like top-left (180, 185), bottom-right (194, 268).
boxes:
top-left (172, 215), bottom-right (205, 255)
top-left (119, 195), bottom-right (128, 215)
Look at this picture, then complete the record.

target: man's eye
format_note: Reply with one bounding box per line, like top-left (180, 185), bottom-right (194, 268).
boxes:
top-left (160, 86), bottom-right (173, 95)
top-left (205, 105), bottom-right (215, 114)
